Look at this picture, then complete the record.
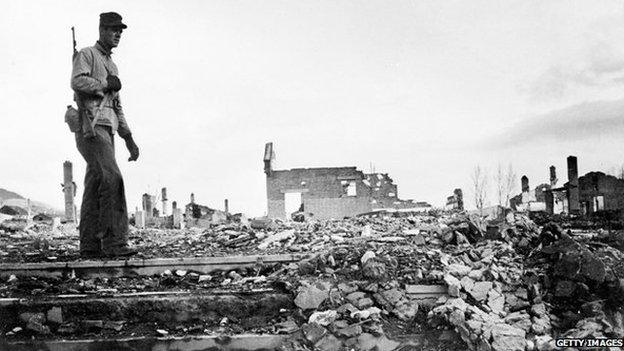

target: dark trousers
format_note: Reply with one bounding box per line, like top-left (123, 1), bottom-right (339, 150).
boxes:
top-left (75, 125), bottom-right (129, 253)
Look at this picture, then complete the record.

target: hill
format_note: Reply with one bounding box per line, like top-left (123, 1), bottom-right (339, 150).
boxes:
top-left (0, 188), bottom-right (25, 201)
top-left (0, 188), bottom-right (63, 216)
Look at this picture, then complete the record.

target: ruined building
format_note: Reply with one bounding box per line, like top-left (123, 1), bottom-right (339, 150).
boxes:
top-left (445, 189), bottom-right (464, 211)
top-left (512, 155), bottom-right (624, 215)
top-left (185, 193), bottom-right (228, 226)
top-left (509, 175), bottom-right (550, 212)
top-left (547, 157), bottom-right (624, 215)
top-left (263, 142), bottom-right (427, 219)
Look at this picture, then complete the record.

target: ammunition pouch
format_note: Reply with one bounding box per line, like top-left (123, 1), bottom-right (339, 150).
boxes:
top-left (65, 105), bottom-right (80, 133)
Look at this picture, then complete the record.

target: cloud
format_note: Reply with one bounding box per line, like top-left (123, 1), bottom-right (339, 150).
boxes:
top-left (527, 44), bottom-right (624, 102)
top-left (487, 98), bottom-right (624, 148)
top-left (525, 16), bottom-right (624, 102)
top-left (587, 41), bottom-right (624, 75)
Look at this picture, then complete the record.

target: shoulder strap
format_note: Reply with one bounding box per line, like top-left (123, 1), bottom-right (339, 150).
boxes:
top-left (85, 46), bottom-right (112, 129)
top-left (91, 94), bottom-right (110, 129)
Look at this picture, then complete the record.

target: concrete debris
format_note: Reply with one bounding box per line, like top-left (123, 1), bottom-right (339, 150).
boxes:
top-left (197, 274), bottom-right (212, 282)
top-left (470, 281), bottom-right (492, 302)
top-left (314, 333), bottom-right (342, 351)
top-left (309, 310), bottom-right (338, 326)
top-left (1, 210), bottom-right (623, 350)
top-left (361, 225), bottom-right (373, 237)
top-left (490, 324), bottom-right (526, 351)
top-left (19, 312), bottom-right (50, 334)
top-left (360, 251), bottom-right (376, 264)
top-left (258, 229), bottom-right (295, 250)
top-left (275, 319), bottom-right (298, 334)
top-left (294, 283), bottom-right (329, 310)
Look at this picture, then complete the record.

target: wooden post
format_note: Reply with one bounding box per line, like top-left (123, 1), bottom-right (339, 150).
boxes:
top-left (63, 161), bottom-right (76, 222)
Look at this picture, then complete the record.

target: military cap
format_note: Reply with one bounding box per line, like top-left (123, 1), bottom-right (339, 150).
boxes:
top-left (100, 12), bottom-right (127, 29)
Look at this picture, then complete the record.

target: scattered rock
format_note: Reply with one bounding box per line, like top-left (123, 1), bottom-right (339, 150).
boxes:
top-left (198, 274), bottom-right (212, 282)
top-left (309, 310), bottom-right (338, 326)
top-left (487, 289), bottom-right (505, 314)
top-left (302, 323), bottom-right (327, 344)
top-left (444, 274), bottom-right (461, 297)
top-left (275, 319), bottom-right (298, 334)
top-left (315, 334), bottom-right (343, 351)
top-left (490, 324), bottom-right (526, 351)
top-left (361, 251), bottom-right (376, 264)
top-left (355, 297), bottom-right (374, 309)
top-left (362, 258), bottom-right (388, 280)
top-left (336, 324), bottom-right (363, 338)
top-left (470, 281), bottom-right (493, 302)
top-left (448, 263), bottom-right (472, 277)
top-left (295, 284), bottom-right (329, 310)
top-left (460, 276), bottom-right (475, 292)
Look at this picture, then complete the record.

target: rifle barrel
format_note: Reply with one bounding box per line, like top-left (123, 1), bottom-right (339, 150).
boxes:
top-left (71, 27), bottom-right (77, 59)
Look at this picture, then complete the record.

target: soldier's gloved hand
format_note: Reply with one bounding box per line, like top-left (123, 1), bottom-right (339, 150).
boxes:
top-left (123, 134), bottom-right (139, 161)
top-left (106, 75), bottom-right (122, 92)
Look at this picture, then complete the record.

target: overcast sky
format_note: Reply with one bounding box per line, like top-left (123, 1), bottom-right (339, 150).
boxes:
top-left (2, 0), bottom-right (624, 215)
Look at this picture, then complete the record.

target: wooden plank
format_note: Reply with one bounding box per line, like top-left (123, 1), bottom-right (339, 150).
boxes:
top-left (405, 284), bottom-right (447, 295)
top-left (2, 334), bottom-right (286, 351)
top-left (0, 288), bottom-right (276, 307)
top-left (0, 254), bottom-right (308, 278)
top-left (0, 254), bottom-right (307, 270)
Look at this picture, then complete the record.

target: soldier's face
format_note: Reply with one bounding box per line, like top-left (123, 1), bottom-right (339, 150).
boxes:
top-left (100, 27), bottom-right (123, 48)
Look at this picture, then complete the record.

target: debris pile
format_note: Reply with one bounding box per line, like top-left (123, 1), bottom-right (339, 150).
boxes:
top-left (427, 220), bottom-right (624, 351)
top-left (1, 211), bottom-right (623, 350)
top-left (527, 228), bottom-right (624, 344)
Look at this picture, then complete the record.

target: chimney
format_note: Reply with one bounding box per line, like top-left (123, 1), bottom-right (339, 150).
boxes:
top-left (172, 201), bottom-right (177, 210)
top-left (190, 193), bottom-right (195, 204)
top-left (521, 175), bottom-right (529, 193)
top-left (161, 187), bottom-right (168, 216)
top-left (263, 142), bottom-right (275, 176)
top-left (454, 188), bottom-right (464, 211)
top-left (549, 166), bottom-right (557, 187)
top-left (142, 193), bottom-right (153, 219)
top-left (567, 156), bottom-right (580, 214)
top-left (224, 199), bottom-right (229, 214)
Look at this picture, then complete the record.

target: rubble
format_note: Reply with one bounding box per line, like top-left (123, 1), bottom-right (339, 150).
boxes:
top-left (1, 210), bottom-right (623, 350)
top-left (294, 283), bottom-right (329, 310)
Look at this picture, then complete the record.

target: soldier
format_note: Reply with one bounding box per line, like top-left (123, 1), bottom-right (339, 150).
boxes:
top-left (71, 12), bottom-right (139, 258)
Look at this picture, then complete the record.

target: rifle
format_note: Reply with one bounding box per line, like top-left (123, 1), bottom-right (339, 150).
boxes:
top-left (66, 26), bottom-right (80, 133)
top-left (67, 26), bottom-right (107, 138)
top-left (71, 27), bottom-right (77, 60)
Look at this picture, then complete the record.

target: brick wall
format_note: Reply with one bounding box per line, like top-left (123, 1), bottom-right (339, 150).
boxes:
top-left (266, 167), bottom-right (373, 219)
top-left (579, 172), bottom-right (624, 211)
top-left (366, 173), bottom-right (399, 209)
